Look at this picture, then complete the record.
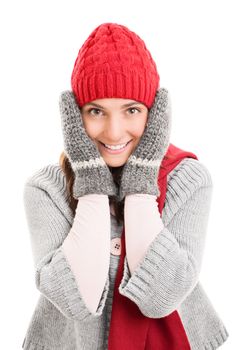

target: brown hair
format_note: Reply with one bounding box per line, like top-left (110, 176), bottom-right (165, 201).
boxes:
top-left (59, 151), bottom-right (173, 225)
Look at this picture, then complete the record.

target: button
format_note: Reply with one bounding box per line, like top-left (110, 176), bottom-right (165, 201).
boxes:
top-left (111, 237), bottom-right (121, 256)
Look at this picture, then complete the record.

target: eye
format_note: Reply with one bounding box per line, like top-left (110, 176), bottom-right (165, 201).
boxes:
top-left (127, 107), bottom-right (141, 114)
top-left (87, 108), bottom-right (103, 116)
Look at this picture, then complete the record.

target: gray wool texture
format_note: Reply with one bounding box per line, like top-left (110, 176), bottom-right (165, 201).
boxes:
top-left (22, 158), bottom-right (229, 349)
top-left (118, 87), bottom-right (172, 201)
top-left (59, 90), bottom-right (118, 199)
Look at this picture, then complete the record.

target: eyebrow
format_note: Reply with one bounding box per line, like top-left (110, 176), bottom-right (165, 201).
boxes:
top-left (83, 101), bottom-right (144, 109)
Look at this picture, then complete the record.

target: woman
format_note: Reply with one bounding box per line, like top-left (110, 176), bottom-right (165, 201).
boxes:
top-left (22, 22), bottom-right (229, 349)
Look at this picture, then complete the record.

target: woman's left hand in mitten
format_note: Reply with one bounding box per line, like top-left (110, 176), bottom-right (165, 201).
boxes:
top-left (118, 87), bottom-right (172, 202)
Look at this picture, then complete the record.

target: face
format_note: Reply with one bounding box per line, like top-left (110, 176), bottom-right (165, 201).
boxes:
top-left (81, 98), bottom-right (149, 167)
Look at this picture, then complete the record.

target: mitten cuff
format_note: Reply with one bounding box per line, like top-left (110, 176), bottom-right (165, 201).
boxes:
top-left (118, 161), bottom-right (161, 201)
top-left (72, 161), bottom-right (118, 199)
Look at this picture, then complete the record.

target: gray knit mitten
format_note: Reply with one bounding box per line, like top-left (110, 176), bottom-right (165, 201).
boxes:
top-left (59, 91), bottom-right (118, 199)
top-left (118, 87), bottom-right (172, 202)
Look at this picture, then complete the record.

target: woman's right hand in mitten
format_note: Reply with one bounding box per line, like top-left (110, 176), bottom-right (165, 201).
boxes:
top-left (59, 91), bottom-right (118, 199)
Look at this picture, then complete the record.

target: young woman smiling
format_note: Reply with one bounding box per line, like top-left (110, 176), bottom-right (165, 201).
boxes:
top-left (22, 22), bottom-right (229, 350)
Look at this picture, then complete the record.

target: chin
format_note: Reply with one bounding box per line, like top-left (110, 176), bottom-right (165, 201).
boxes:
top-left (104, 158), bottom-right (127, 168)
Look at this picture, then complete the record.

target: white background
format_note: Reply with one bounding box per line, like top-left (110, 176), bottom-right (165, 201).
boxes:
top-left (0, 0), bottom-right (232, 348)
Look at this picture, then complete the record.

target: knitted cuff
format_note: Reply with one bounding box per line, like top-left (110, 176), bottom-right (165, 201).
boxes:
top-left (118, 161), bottom-right (161, 202)
top-left (72, 160), bottom-right (118, 199)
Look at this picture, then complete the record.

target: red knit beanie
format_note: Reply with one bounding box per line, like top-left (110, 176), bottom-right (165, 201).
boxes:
top-left (71, 22), bottom-right (160, 109)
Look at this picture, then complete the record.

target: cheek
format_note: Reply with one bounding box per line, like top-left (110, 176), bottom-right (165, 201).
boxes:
top-left (82, 119), bottom-right (100, 139)
top-left (131, 118), bottom-right (148, 138)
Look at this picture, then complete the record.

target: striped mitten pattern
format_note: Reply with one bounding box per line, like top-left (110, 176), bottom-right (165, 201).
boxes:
top-left (59, 90), bottom-right (118, 199)
top-left (118, 88), bottom-right (172, 201)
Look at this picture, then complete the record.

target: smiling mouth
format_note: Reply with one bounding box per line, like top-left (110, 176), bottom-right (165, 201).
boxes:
top-left (99, 140), bottom-right (132, 147)
top-left (98, 140), bottom-right (132, 154)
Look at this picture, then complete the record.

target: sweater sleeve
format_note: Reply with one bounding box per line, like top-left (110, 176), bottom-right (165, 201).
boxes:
top-left (23, 184), bottom-right (110, 322)
top-left (118, 159), bottom-right (213, 318)
top-left (61, 194), bottom-right (111, 315)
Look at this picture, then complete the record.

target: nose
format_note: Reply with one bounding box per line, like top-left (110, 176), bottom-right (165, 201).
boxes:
top-left (104, 115), bottom-right (126, 142)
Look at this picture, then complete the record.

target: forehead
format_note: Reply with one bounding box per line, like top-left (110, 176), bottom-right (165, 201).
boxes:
top-left (83, 98), bottom-right (145, 108)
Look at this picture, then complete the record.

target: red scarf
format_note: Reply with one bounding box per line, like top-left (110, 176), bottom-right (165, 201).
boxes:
top-left (108, 143), bottom-right (198, 350)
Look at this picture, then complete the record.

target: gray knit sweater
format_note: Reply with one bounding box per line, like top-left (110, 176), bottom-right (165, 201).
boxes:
top-left (22, 157), bottom-right (229, 349)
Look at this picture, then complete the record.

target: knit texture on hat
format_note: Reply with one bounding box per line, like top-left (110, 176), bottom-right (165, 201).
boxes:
top-left (71, 22), bottom-right (160, 109)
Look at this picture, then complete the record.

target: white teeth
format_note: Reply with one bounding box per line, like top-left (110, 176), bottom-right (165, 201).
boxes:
top-left (104, 142), bottom-right (128, 150)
